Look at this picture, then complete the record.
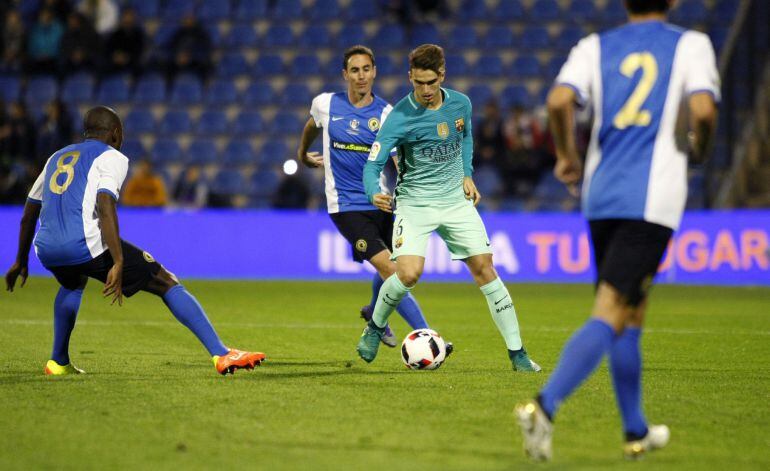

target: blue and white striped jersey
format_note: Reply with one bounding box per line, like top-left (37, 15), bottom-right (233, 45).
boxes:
top-left (28, 139), bottom-right (129, 267)
top-left (556, 20), bottom-right (720, 229)
top-left (310, 92), bottom-right (393, 213)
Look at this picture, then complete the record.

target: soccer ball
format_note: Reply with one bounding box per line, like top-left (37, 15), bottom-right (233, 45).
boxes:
top-left (401, 329), bottom-right (447, 370)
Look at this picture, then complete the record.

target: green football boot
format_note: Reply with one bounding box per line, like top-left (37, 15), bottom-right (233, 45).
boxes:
top-left (509, 347), bottom-right (542, 372)
top-left (356, 321), bottom-right (385, 363)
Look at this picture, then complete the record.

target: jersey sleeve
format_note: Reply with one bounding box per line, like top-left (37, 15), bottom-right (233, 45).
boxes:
top-left (309, 93), bottom-right (332, 128)
top-left (555, 34), bottom-right (599, 107)
top-left (681, 32), bottom-right (721, 102)
top-left (95, 150), bottom-right (129, 201)
top-left (379, 104), bottom-right (398, 157)
top-left (462, 97), bottom-right (474, 177)
top-left (363, 106), bottom-right (408, 201)
top-left (26, 159), bottom-right (50, 203)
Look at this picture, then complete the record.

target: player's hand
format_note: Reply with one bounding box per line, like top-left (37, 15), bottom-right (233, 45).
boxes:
top-left (5, 261), bottom-right (28, 292)
top-left (103, 263), bottom-right (123, 306)
top-left (463, 177), bottom-right (481, 206)
top-left (554, 155), bottom-right (583, 197)
top-left (372, 193), bottom-right (393, 213)
top-left (300, 152), bottom-right (324, 168)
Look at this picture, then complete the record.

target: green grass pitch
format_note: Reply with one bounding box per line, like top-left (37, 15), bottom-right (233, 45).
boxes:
top-left (1, 278), bottom-right (768, 470)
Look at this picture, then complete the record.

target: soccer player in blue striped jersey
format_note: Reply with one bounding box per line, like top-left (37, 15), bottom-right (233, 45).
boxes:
top-left (516, 0), bottom-right (719, 461)
top-left (5, 106), bottom-right (265, 376)
top-left (297, 45), bottom-right (430, 347)
top-left (358, 44), bottom-right (540, 371)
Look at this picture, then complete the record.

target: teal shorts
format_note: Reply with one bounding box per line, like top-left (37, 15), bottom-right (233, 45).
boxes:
top-left (391, 200), bottom-right (492, 261)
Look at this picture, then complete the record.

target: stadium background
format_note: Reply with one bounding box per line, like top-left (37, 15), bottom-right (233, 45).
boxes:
top-left (0, 0), bottom-right (768, 284)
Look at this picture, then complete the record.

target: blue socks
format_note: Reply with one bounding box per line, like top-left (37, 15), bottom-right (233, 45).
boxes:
top-left (163, 285), bottom-right (228, 356)
top-left (610, 327), bottom-right (648, 440)
top-left (368, 273), bottom-right (429, 330)
top-left (51, 287), bottom-right (83, 365)
top-left (539, 318), bottom-right (616, 419)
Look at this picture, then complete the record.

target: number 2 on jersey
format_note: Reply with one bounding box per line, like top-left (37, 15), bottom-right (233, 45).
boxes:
top-left (48, 151), bottom-right (80, 194)
top-left (612, 52), bottom-right (658, 130)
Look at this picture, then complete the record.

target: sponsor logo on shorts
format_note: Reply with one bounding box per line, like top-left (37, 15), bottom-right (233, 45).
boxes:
top-left (455, 117), bottom-right (464, 132)
top-left (395, 236), bottom-right (404, 249)
top-left (332, 141), bottom-right (371, 153)
top-left (368, 117), bottom-right (380, 131)
top-left (368, 142), bottom-right (381, 161)
top-left (143, 251), bottom-right (155, 263)
top-left (437, 122), bottom-right (449, 139)
top-left (355, 239), bottom-right (368, 252)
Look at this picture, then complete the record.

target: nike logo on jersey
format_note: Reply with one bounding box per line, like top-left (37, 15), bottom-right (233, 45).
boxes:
top-left (331, 116), bottom-right (344, 121)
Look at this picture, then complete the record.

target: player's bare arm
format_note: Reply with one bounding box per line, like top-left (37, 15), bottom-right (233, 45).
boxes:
top-left (463, 176), bottom-right (481, 206)
top-left (688, 92), bottom-right (718, 162)
top-left (97, 192), bottom-right (124, 306)
top-left (297, 117), bottom-right (324, 168)
top-left (4, 200), bottom-right (41, 291)
top-left (547, 85), bottom-right (583, 196)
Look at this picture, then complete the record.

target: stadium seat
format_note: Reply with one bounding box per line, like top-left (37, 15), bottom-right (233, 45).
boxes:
top-left (0, 75), bottom-right (21, 102)
top-left (446, 25), bottom-right (477, 49)
top-left (459, 0), bottom-right (488, 20)
top-left (298, 24), bottom-right (332, 48)
top-left (187, 138), bottom-right (220, 165)
top-left (211, 169), bottom-right (247, 195)
top-left (204, 23), bottom-right (223, 48)
top-left (152, 22), bottom-right (177, 48)
top-left (196, 110), bottom-right (229, 136)
top-left (197, 0), bottom-right (231, 22)
top-left (466, 85), bottom-right (494, 106)
top-left (568, 0), bottom-right (599, 23)
top-left (520, 26), bottom-right (551, 50)
top-left (232, 111), bottom-right (265, 135)
top-left (223, 139), bottom-right (256, 166)
top-left (272, 0), bottom-right (303, 20)
top-left (390, 84), bottom-right (413, 103)
top-left (159, 110), bottom-right (192, 135)
top-left (124, 108), bottom-right (156, 134)
top-left (510, 55), bottom-right (542, 77)
top-left (370, 24), bottom-right (406, 50)
top-left (307, 0), bottom-right (341, 21)
top-left (529, 0), bottom-right (562, 21)
top-left (250, 170), bottom-right (281, 198)
top-left (234, 0), bottom-right (267, 22)
top-left (555, 25), bottom-right (585, 51)
top-left (374, 55), bottom-right (397, 76)
top-left (226, 24), bottom-right (259, 48)
top-left (25, 76), bottom-right (58, 106)
top-left (671, 0), bottom-right (708, 25)
top-left (290, 55), bottom-right (322, 76)
top-left (169, 75), bottom-right (203, 105)
top-left (217, 52), bottom-right (250, 78)
top-left (546, 55), bottom-right (567, 80)
top-left (345, 0), bottom-right (380, 21)
top-left (204, 79), bottom-right (238, 106)
top-left (483, 26), bottom-right (516, 49)
top-left (601, 1), bottom-right (627, 25)
top-left (335, 25), bottom-right (366, 48)
top-left (61, 73), bottom-right (95, 104)
top-left (129, 0), bottom-right (159, 18)
top-left (534, 172), bottom-right (573, 203)
top-left (241, 81), bottom-right (275, 106)
top-left (279, 84), bottom-right (313, 107)
top-left (253, 54), bottom-right (284, 76)
top-left (714, 0), bottom-right (739, 21)
top-left (96, 75), bottom-right (130, 104)
top-left (120, 138), bottom-right (146, 160)
top-left (445, 55), bottom-right (469, 76)
top-left (269, 112), bottom-right (303, 135)
top-left (493, 0), bottom-right (525, 21)
top-left (409, 24), bottom-right (440, 48)
top-left (500, 85), bottom-right (533, 108)
top-left (162, 0), bottom-right (194, 21)
top-left (133, 74), bottom-right (166, 104)
top-left (473, 166), bottom-right (503, 197)
top-left (260, 141), bottom-right (290, 166)
top-left (151, 138), bottom-right (184, 164)
top-left (475, 55), bottom-right (504, 77)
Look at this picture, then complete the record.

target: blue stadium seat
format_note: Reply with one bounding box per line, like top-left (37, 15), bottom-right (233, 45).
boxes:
top-left (129, 0), bottom-right (159, 18)
top-left (197, 0), bottom-right (231, 22)
top-left (170, 75), bottom-right (203, 105)
top-left (226, 24), bottom-right (258, 48)
top-left (466, 85), bottom-right (493, 106)
top-left (232, 111), bottom-right (265, 135)
top-left (533, 172), bottom-right (573, 203)
top-left (445, 55), bottom-right (469, 76)
top-left (510, 55), bottom-right (541, 77)
top-left (234, 0), bottom-right (267, 22)
top-left (374, 55), bottom-right (397, 76)
top-left (371, 24), bottom-right (406, 50)
top-left (473, 167), bottom-right (502, 197)
top-left (345, 0), bottom-right (380, 21)
top-left (25, 76), bottom-right (58, 106)
top-left (459, 0), bottom-right (488, 20)
top-left (714, 0), bottom-right (739, 21)
top-left (151, 138), bottom-right (184, 164)
top-left (253, 54), bottom-right (284, 76)
top-left (211, 169), bottom-right (247, 195)
top-left (529, 0), bottom-right (561, 21)
top-left (0, 75), bottom-right (21, 102)
top-left (568, 0), bottom-right (598, 23)
top-left (390, 84), bottom-right (413, 103)
top-left (446, 25), bottom-right (477, 49)
top-left (671, 0), bottom-right (708, 25)
top-left (263, 25), bottom-right (295, 48)
top-left (475, 56), bottom-right (504, 77)
top-left (205, 79), bottom-right (238, 106)
top-left (160, 110), bottom-right (192, 135)
top-left (187, 138), bottom-right (220, 165)
top-left (204, 23), bottom-right (223, 47)
top-left (409, 23), bottom-right (440, 47)
top-left (270, 112), bottom-right (302, 135)
top-left (162, 0), bottom-right (194, 21)
top-left (483, 26), bottom-right (516, 49)
top-left (196, 110), bottom-right (229, 136)
top-left (299, 24), bottom-right (332, 48)
top-left (61, 73), bottom-right (95, 104)
top-left (493, 0), bottom-right (524, 21)
top-left (217, 52), bottom-right (250, 78)
top-left (96, 75), bottom-right (130, 104)
top-left (272, 0), bottom-right (303, 20)
top-left (250, 170), bottom-right (281, 198)
top-left (121, 138), bottom-right (146, 160)
top-left (307, 0), bottom-right (341, 21)
top-left (260, 141), bottom-right (290, 166)
top-left (555, 25), bottom-right (585, 51)
top-left (124, 109), bottom-right (156, 134)
top-left (152, 22), bottom-right (177, 48)
top-left (280, 84), bottom-right (312, 107)
top-left (602, 1), bottom-right (627, 25)
top-left (500, 85), bottom-right (532, 108)
top-left (546, 55), bottom-right (567, 80)
top-left (223, 139), bottom-right (256, 166)
top-left (241, 81), bottom-right (274, 106)
top-left (335, 25), bottom-right (366, 48)
top-left (709, 27), bottom-right (729, 53)
top-left (520, 26), bottom-right (551, 50)
top-left (133, 74), bottom-right (166, 104)
top-left (290, 55), bottom-right (322, 76)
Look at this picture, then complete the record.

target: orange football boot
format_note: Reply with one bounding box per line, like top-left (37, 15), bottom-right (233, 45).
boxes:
top-left (212, 349), bottom-right (265, 375)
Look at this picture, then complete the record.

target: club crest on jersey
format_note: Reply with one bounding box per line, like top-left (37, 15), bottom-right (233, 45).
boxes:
top-left (455, 117), bottom-right (464, 132)
top-left (437, 122), bottom-right (449, 139)
top-left (368, 142), bottom-right (381, 161)
top-left (350, 119), bottom-right (359, 130)
top-left (368, 117), bottom-right (380, 131)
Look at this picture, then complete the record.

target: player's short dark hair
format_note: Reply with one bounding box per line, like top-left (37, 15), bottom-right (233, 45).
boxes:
top-left (409, 44), bottom-right (445, 75)
top-left (624, 0), bottom-right (671, 14)
top-left (83, 106), bottom-right (121, 137)
top-left (342, 45), bottom-right (375, 71)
